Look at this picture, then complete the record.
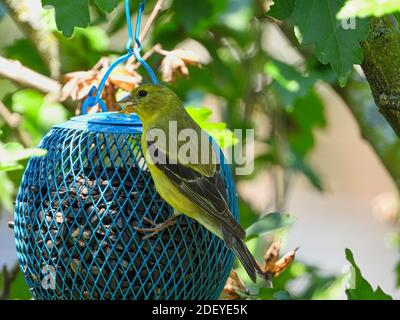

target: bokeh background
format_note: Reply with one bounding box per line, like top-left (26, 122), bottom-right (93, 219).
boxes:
top-left (0, 0), bottom-right (399, 299)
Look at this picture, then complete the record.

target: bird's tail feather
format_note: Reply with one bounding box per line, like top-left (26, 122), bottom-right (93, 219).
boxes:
top-left (231, 236), bottom-right (258, 282)
top-left (222, 226), bottom-right (271, 285)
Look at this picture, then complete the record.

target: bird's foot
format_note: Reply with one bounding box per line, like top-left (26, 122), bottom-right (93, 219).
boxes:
top-left (134, 216), bottom-right (177, 240)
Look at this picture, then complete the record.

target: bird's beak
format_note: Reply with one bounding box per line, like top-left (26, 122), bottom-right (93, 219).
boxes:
top-left (116, 94), bottom-right (136, 114)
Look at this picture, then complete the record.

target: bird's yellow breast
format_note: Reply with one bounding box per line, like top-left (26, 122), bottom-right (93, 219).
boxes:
top-left (144, 160), bottom-right (224, 238)
top-left (140, 125), bottom-right (224, 239)
top-left (140, 134), bottom-right (198, 217)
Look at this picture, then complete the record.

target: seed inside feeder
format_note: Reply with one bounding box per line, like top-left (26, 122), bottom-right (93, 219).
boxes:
top-left (18, 164), bottom-right (223, 299)
top-left (14, 123), bottom-right (235, 300)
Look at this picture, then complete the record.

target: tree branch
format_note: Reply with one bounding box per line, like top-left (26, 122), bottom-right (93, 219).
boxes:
top-left (131, 43), bottom-right (163, 69)
top-left (127, 0), bottom-right (165, 65)
top-left (361, 16), bottom-right (400, 136)
top-left (0, 56), bottom-right (61, 97)
top-left (2, 0), bottom-right (61, 79)
top-left (139, 0), bottom-right (165, 42)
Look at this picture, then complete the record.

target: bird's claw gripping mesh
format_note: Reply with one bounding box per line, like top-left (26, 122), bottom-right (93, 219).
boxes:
top-left (14, 113), bottom-right (238, 300)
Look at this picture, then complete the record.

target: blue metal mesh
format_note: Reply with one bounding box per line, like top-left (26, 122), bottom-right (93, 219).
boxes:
top-left (14, 113), bottom-right (238, 300)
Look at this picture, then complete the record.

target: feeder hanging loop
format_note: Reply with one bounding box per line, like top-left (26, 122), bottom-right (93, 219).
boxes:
top-left (82, 0), bottom-right (158, 115)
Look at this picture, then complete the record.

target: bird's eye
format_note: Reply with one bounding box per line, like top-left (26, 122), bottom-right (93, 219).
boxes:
top-left (138, 90), bottom-right (148, 98)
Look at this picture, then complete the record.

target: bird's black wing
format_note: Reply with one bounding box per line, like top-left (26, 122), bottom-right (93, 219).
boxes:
top-left (148, 140), bottom-right (245, 240)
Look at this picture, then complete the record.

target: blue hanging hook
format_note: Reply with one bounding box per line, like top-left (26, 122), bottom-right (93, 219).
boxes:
top-left (82, 0), bottom-right (159, 114)
top-left (130, 1), bottom-right (159, 85)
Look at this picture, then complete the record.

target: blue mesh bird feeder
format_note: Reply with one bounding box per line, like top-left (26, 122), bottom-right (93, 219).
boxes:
top-left (13, 0), bottom-right (239, 300)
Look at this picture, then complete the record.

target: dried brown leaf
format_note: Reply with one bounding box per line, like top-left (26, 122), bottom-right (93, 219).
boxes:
top-left (104, 84), bottom-right (117, 112)
top-left (264, 240), bottom-right (281, 270)
top-left (61, 64), bottom-right (105, 103)
top-left (264, 247), bottom-right (299, 277)
top-left (159, 49), bottom-right (202, 83)
top-left (263, 239), bottom-right (299, 277)
top-left (109, 67), bottom-right (142, 92)
top-left (77, 81), bottom-right (96, 101)
top-left (60, 77), bottom-right (79, 101)
top-left (159, 54), bottom-right (187, 83)
top-left (173, 49), bottom-right (202, 66)
top-left (220, 270), bottom-right (249, 300)
top-left (61, 57), bottom-right (145, 114)
top-left (264, 0), bottom-right (275, 13)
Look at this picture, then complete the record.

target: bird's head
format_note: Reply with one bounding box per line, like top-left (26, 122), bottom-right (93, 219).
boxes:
top-left (117, 84), bottom-right (181, 120)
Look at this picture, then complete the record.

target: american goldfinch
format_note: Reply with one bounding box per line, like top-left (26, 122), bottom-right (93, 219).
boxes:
top-left (118, 84), bottom-right (267, 283)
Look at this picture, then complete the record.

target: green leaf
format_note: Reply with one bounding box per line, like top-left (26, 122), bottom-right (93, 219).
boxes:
top-left (273, 290), bottom-right (292, 300)
top-left (0, 79), bottom-right (17, 101)
top-left (38, 103), bottom-right (69, 129)
top-left (264, 60), bottom-right (317, 106)
top-left (5, 40), bottom-right (49, 76)
top-left (174, 0), bottom-right (227, 34)
top-left (46, 0), bottom-right (117, 36)
top-left (394, 12), bottom-right (400, 24)
top-left (11, 89), bottom-right (68, 144)
top-left (0, 141), bottom-right (45, 208)
top-left (12, 89), bottom-right (43, 115)
top-left (395, 260), bottom-right (400, 288)
top-left (288, 90), bottom-right (326, 157)
top-left (268, 0), bottom-right (295, 20)
top-left (186, 106), bottom-right (238, 149)
top-left (0, 267), bottom-right (31, 300)
top-left (8, 270), bottom-right (32, 300)
top-left (42, 0), bottom-right (91, 37)
top-left (0, 142), bottom-right (46, 173)
top-left (94, 0), bottom-right (119, 13)
top-left (289, 153), bottom-right (323, 191)
top-left (258, 288), bottom-right (292, 300)
top-left (0, 171), bottom-right (14, 210)
top-left (245, 212), bottom-right (295, 240)
top-left (264, 60), bottom-right (326, 189)
top-left (290, 91), bottom-right (326, 130)
top-left (186, 107), bottom-right (213, 123)
top-left (338, 0), bottom-right (400, 19)
top-left (78, 26), bottom-right (109, 51)
top-left (292, 0), bottom-right (369, 86)
top-left (238, 199), bottom-right (259, 229)
top-left (3, 143), bottom-right (47, 162)
top-left (311, 275), bottom-right (346, 300)
top-left (57, 27), bottom-right (108, 72)
top-left (345, 248), bottom-right (392, 300)
top-left (0, 164), bottom-right (23, 172)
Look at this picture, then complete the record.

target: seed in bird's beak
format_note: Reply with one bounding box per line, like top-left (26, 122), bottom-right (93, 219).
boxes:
top-left (118, 107), bottom-right (131, 115)
top-left (116, 95), bottom-right (135, 114)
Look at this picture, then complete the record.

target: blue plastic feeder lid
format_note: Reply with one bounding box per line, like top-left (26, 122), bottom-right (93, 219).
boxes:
top-left (55, 112), bottom-right (143, 134)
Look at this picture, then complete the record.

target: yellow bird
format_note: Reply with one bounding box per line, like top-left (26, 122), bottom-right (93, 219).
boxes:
top-left (118, 84), bottom-right (268, 283)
